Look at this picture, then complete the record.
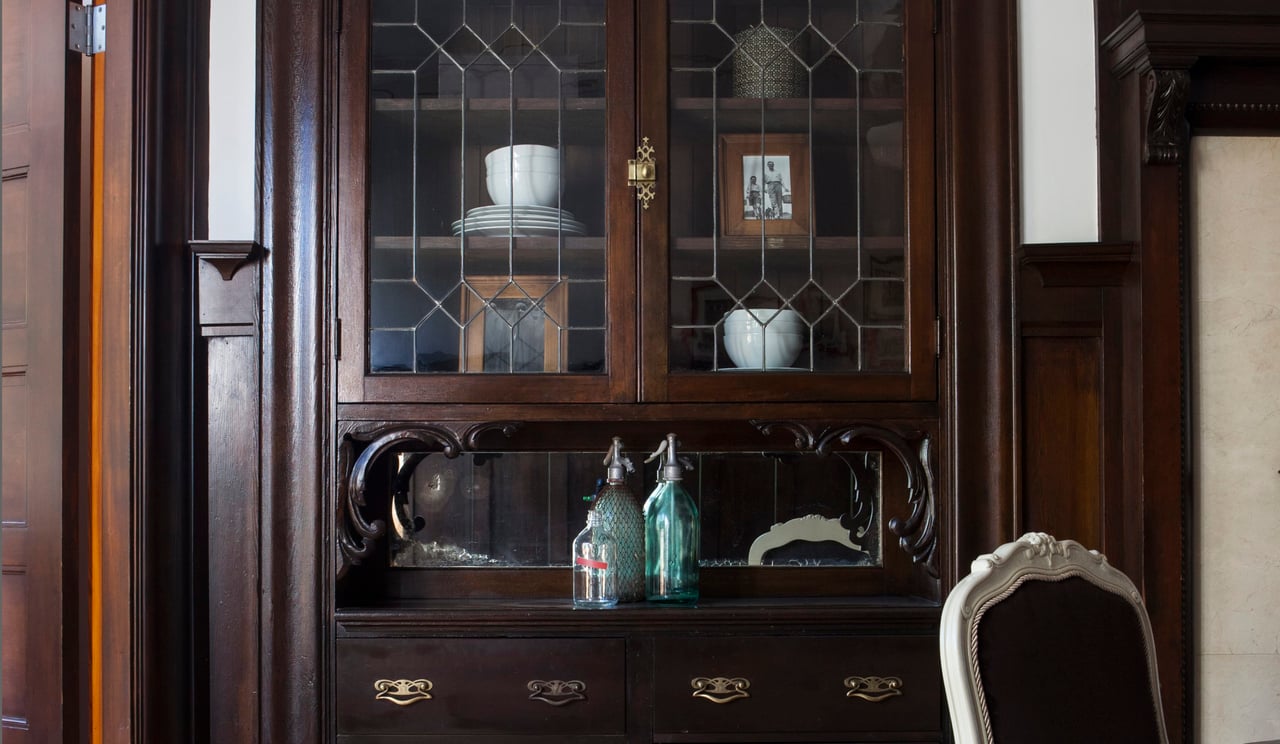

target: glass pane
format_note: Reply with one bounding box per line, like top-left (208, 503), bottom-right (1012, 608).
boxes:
top-left (388, 449), bottom-right (883, 568)
top-left (668, 0), bottom-right (908, 373)
top-left (367, 0), bottom-right (608, 374)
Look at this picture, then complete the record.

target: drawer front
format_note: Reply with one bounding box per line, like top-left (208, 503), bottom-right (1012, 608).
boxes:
top-left (337, 638), bottom-right (627, 735)
top-left (654, 635), bottom-right (940, 736)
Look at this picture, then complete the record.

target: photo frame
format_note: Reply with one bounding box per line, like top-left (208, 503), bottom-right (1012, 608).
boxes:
top-left (862, 279), bottom-right (905, 324)
top-left (460, 275), bottom-right (566, 373)
top-left (719, 133), bottom-right (811, 237)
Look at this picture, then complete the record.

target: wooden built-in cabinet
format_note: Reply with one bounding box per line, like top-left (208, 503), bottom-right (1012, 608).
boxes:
top-left (162, 0), bottom-right (1280, 742)
top-left (330, 0), bottom-right (943, 741)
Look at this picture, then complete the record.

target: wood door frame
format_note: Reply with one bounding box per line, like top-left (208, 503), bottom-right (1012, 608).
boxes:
top-left (98, 0), bottom-right (141, 741)
top-left (1098, 11), bottom-right (1280, 744)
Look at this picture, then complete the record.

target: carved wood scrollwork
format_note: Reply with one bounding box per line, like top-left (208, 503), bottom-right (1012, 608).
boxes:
top-left (1143, 69), bottom-right (1190, 165)
top-left (751, 420), bottom-right (939, 578)
top-left (336, 421), bottom-right (520, 578)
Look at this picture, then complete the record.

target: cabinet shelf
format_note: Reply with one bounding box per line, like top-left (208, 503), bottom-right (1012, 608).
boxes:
top-left (672, 236), bottom-right (903, 252)
top-left (672, 96), bottom-right (903, 113)
top-left (371, 97), bottom-right (608, 145)
top-left (373, 235), bottom-right (605, 251)
top-left (672, 96), bottom-right (903, 137)
top-left (374, 96), bottom-right (606, 113)
top-left (371, 235), bottom-right (607, 277)
top-left (336, 597), bottom-right (941, 634)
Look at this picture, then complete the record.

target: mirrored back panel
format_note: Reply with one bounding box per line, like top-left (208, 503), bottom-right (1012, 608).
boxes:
top-left (388, 449), bottom-right (883, 568)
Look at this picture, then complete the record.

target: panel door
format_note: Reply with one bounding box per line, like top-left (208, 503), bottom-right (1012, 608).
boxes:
top-left (2, 0), bottom-right (80, 740)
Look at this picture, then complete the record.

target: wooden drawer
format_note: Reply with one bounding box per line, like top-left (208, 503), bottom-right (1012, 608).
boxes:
top-left (336, 638), bottom-right (627, 736)
top-left (654, 635), bottom-right (940, 737)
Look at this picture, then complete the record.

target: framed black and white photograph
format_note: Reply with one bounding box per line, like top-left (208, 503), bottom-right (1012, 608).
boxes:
top-left (719, 133), bottom-right (811, 236)
top-left (460, 275), bottom-right (566, 373)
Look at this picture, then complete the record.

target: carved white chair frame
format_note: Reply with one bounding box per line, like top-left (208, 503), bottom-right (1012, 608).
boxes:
top-left (939, 532), bottom-right (1169, 744)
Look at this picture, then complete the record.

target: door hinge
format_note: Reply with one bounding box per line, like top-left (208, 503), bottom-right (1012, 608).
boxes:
top-left (934, 318), bottom-right (942, 358)
top-left (68, 3), bottom-right (107, 56)
top-left (933, 0), bottom-right (941, 34)
top-left (335, 318), bottom-right (342, 360)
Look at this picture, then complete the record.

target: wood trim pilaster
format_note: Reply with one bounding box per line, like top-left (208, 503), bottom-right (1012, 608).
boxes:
top-left (259, 0), bottom-right (330, 741)
top-left (942, 0), bottom-right (1018, 588)
top-left (1101, 11), bottom-right (1280, 743)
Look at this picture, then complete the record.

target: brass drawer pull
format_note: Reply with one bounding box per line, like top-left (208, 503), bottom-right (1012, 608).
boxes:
top-left (691, 676), bottom-right (750, 704)
top-left (843, 675), bottom-right (903, 702)
top-left (527, 679), bottom-right (587, 706)
top-left (373, 678), bottom-right (433, 706)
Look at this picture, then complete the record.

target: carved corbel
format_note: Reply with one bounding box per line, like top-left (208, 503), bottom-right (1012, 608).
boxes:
top-left (752, 421), bottom-right (939, 578)
top-left (1143, 68), bottom-right (1190, 165)
top-left (336, 421), bottom-right (520, 578)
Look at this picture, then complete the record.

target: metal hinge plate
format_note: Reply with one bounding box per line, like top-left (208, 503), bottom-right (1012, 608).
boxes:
top-left (68, 3), bottom-right (107, 56)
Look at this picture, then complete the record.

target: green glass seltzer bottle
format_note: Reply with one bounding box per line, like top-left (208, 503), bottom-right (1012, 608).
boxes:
top-left (642, 434), bottom-right (699, 604)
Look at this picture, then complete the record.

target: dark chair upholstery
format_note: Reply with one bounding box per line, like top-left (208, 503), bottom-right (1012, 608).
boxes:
top-left (940, 533), bottom-right (1168, 744)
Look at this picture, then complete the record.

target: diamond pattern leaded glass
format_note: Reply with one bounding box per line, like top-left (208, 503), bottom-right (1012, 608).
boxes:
top-left (668, 0), bottom-right (907, 373)
top-left (368, 0), bottom-right (608, 374)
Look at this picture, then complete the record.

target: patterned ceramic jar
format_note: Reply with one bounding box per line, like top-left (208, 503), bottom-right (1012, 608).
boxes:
top-left (732, 24), bottom-right (807, 98)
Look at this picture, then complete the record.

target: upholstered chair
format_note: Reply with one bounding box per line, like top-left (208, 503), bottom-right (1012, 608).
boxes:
top-left (939, 533), bottom-right (1168, 744)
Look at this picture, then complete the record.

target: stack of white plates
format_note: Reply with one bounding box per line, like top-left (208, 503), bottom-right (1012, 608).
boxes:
top-left (451, 205), bottom-right (586, 237)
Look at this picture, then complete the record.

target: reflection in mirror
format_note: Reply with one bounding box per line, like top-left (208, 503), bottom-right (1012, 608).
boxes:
top-left (388, 449), bottom-right (882, 569)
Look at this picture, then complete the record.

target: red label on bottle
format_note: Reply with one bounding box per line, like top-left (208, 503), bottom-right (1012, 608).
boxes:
top-left (575, 556), bottom-right (608, 570)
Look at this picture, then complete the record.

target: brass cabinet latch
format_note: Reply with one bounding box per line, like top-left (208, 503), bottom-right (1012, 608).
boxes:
top-left (628, 137), bottom-right (656, 209)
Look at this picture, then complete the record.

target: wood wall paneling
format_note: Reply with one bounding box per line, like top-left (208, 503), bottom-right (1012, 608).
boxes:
top-left (1020, 329), bottom-right (1104, 548)
top-left (196, 255), bottom-right (261, 744)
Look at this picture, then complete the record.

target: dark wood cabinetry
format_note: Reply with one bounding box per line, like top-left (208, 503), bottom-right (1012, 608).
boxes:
top-left (327, 2), bottom-right (943, 740)
top-left (152, 1), bottom-right (1280, 743)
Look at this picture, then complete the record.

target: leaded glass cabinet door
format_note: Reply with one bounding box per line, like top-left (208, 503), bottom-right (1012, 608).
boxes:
top-left (639, 0), bottom-right (936, 402)
top-left (338, 0), bottom-right (636, 403)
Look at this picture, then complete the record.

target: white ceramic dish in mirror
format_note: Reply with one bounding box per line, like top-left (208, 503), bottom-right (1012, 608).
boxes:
top-left (484, 145), bottom-right (560, 207)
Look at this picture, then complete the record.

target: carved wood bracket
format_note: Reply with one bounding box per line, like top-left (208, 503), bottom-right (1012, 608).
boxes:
top-left (751, 420), bottom-right (939, 578)
top-left (1143, 69), bottom-right (1191, 165)
top-left (336, 421), bottom-right (521, 578)
top-left (189, 239), bottom-right (267, 281)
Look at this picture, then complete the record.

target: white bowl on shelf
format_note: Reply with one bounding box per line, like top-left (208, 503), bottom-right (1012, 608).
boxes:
top-left (484, 145), bottom-right (560, 207)
top-left (723, 308), bottom-right (803, 333)
top-left (723, 328), bottom-right (804, 369)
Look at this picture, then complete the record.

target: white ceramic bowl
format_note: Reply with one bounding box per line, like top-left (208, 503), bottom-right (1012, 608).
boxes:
top-left (723, 308), bottom-right (803, 332)
top-left (723, 329), bottom-right (804, 369)
top-left (484, 145), bottom-right (560, 206)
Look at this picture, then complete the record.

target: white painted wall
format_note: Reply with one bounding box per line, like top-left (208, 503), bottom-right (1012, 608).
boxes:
top-left (207, 0), bottom-right (258, 240)
top-left (1017, 0), bottom-right (1099, 243)
top-left (1191, 136), bottom-right (1280, 743)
